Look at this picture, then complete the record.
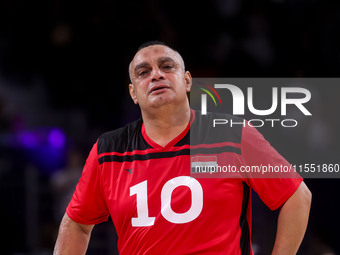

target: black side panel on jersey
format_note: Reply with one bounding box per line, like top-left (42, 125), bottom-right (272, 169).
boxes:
top-left (240, 182), bottom-right (251, 255)
top-left (97, 119), bottom-right (152, 155)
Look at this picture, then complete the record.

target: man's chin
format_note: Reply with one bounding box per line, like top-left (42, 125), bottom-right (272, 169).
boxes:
top-left (149, 96), bottom-right (176, 109)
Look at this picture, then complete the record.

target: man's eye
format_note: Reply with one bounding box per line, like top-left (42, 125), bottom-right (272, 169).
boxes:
top-left (138, 71), bottom-right (148, 77)
top-left (163, 65), bottom-right (174, 70)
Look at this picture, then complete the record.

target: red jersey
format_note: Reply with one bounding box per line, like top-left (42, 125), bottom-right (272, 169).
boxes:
top-left (67, 110), bottom-right (302, 255)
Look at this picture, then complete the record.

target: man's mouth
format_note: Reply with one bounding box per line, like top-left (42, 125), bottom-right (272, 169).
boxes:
top-left (149, 84), bottom-right (170, 94)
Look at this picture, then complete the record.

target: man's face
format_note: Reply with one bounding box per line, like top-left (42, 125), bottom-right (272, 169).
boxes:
top-left (129, 45), bottom-right (191, 110)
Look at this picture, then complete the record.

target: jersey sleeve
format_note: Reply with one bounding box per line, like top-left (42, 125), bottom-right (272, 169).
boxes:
top-left (240, 123), bottom-right (303, 210)
top-left (66, 141), bottom-right (109, 224)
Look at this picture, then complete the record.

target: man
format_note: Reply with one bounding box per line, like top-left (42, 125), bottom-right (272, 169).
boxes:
top-left (54, 41), bottom-right (311, 254)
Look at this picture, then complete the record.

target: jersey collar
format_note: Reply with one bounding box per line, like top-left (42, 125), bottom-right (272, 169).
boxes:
top-left (141, 109), bottom-right (195, 150)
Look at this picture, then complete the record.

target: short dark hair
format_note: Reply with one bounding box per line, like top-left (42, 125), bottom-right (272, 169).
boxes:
top-left (136, 40), bottom-right (171, 53)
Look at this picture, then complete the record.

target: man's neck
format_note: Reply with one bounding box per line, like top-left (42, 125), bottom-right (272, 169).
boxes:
top-left (142, 104), bottom-right (191, 147)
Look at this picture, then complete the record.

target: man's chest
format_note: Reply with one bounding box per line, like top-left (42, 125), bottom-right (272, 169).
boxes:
top-left (99, 155), bottom-right (246, 232)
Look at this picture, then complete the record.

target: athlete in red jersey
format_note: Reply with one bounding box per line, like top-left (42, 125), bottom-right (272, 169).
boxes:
top-left (54, 41), bottom-right (311, 255)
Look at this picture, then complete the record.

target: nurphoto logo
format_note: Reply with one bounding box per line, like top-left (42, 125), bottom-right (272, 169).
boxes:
top-left (193, 79), bottom-right (312, 128)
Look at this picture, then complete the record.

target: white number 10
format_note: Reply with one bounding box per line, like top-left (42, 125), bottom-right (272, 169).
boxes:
top-left (130, 176), bottom-right (203, 227)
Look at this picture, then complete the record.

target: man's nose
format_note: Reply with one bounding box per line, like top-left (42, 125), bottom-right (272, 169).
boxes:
top-left (150, 67), bottom-right (165, 82)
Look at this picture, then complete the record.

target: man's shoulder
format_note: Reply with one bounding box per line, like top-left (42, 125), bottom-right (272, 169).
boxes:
top-left (97, 119), bottom-right (143, 154)
top-left (99, 119), bottom-right (142, 140)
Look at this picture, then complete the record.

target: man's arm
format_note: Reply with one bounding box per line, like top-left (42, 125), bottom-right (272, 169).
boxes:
top-left (272, 181), bottom-right (312, 255)
top-left (54, 213), bottom-right (94, 255)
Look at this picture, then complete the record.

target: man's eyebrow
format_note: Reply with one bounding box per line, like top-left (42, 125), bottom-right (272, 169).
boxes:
top-left (134, 62), bottom-right (150, 74)
top-left (157, 57), bottom-right (176, 65)
top-left (133, 57), bottom-right (178, 75)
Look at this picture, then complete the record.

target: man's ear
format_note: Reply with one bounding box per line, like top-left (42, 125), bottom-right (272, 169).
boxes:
top-left (129, 84), bottom-right (138, 104)
top-left (184, 71), bottom-right (192, 92)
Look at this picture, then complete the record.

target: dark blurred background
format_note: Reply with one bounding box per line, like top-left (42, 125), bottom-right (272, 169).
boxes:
top-left (0, 0), bottom-right (339, 254)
